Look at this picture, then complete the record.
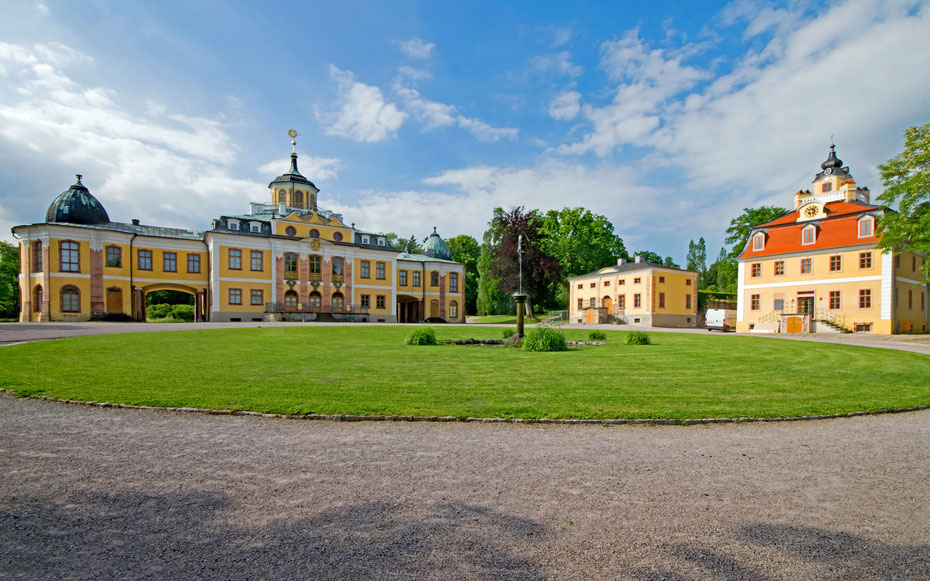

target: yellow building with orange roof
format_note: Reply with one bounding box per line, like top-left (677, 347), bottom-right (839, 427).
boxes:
top-left (736, 145), bottom-right (928, 334)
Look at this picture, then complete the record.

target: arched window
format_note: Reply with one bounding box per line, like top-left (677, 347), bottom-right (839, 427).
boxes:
top-left (751, 233), bottom-right (765, 251)
top-left (284, 290), bottom-right (298, 309)
top-left (33, 285), bottom-right (43, 312)
top-left (430, 271), bottom-right (439, 287)
top-left (308, 291), bottom-right (322, 309)
top-left (61, 285), bottom-right (80, 313)
top-left (33, 241), bottom-right (43, 272)
top-left (60, 241), bottom-right (80, 272)
top-left (332, 257), bottom-right (344, 275)
top-left (309, 193), bottom-right (316, 208)
top-left (294, 191), bottom-right (303, 206)
top-left (332, 292), bottom-right (344, 309)
top-left (802, 225), bottom-right (816, 245)
top-left (449, 300), bottom-right (458, 319)
top-left (858, 216), bottom-right (874, 238)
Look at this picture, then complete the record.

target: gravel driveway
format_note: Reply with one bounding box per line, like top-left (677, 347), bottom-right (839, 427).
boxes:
top-left (2, 395), bottom-right (928, 580)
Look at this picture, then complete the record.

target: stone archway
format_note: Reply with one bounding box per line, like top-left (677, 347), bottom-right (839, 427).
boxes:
top-left (138, 283), bottom-right (207, 322)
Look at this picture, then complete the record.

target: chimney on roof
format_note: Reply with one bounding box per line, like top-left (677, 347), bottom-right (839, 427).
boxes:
top-left (131, 219), bottom-right (140, 226)
top-left (617, 258), bottom-right (627, 266)
top-left (634, 254), bottom-right (643, 263)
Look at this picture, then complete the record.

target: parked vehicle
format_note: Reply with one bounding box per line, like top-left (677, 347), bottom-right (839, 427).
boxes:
top-left (705, 309), bottom-right (737, 332)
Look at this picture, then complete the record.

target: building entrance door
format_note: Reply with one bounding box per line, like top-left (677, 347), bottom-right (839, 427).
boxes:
top-left (106, 288), bottom-right (122, 313)
top-left (797, 293), bottom-right (814, 315)
top-left (785, 316), bottom-right (804, 334)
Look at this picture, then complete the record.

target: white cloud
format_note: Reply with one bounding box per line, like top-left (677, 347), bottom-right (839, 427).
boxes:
top-left (456, 116), bottom-right (518, 142)
top-left (333, 159), bottom-right (700, 253)
top-left (392, 77), bottom-right (518, 141)
top-left (36, 2), bottom-right (49, 16)
top-left (0, 42), bottom-right (262, 234)
top-left (319, 65), bottom-right (407, 142)
top-left (529, 51), bottom-right (583, 78)
top-left (396, 38), bottom-right (435, 60)
top-left (393, 82), bottom-right (457, 129)
top-left (397, 65), bottom-right (433, 81)
top-left (257, 155), bottom-right (342, 181)
top-left (551, 26), bottom-right (573, 47)
top-left (548, 90), bottom-right (581, 121)
top-left (560, 29), bottom-right (709, 156)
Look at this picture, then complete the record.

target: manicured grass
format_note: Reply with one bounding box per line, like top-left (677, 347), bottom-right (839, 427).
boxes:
top-left (471, 314), bottom-right (542, 324)
top-left (1, 326), bottom-right (928, 420)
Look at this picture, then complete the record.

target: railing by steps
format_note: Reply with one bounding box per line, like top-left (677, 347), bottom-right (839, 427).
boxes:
top-left (814, 308), bottom-right (850, 332)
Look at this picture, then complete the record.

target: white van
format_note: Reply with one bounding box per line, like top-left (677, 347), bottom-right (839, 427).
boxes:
top-left (705, 309), bottom-right (736, 332)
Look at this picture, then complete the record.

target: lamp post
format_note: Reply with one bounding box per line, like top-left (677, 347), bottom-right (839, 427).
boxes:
top-left (513, 234), bottom-right (527, 338)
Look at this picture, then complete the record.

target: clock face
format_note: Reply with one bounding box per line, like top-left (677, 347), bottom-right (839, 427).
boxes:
top-left (824, 167), bottom-right (833, 175)
top-left (804, 206), bottom-right (819, 218)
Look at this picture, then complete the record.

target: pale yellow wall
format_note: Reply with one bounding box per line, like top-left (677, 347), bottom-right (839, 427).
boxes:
top-left (569, 268), bottom-right (697, 318)
top-left (217, 281), bottom-right (272, 313)
top-left (353, 257), bottom-right (392, 286)
top-left (216, 245), bottom-right (268, 280)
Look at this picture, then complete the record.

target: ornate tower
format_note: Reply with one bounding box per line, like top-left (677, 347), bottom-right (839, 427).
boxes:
top-left (268, 131), bottom-right (320, 212)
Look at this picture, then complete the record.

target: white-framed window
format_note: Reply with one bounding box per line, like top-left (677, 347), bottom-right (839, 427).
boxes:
top-left (377, 238), bottom-right (385, 246)
top-left (227, 219), bottom-right (240, 230)
top-left (362, 236), bottom-right (370, 244)
top-left (249, 222), bottom-right (261, 233)
top-left (802, 225), bottom-right (816, 245)
top-left (752, 233), bottom-right (764, 251)
top-left (858, 216), bottom-right (874, 238)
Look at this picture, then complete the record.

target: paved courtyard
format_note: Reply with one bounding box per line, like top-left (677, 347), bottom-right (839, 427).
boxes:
top-left (1, 322), bottom-right (928, 579)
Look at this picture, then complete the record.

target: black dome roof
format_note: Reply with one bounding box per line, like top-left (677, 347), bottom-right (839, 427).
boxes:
top-left (46, 175), bottom-right (110, 225)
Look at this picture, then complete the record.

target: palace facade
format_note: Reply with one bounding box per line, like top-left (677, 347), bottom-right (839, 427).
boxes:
top-left (13, 148), bottom-right (465, 324)
top-left (736, 146), bottom-right (928, 334)
top-left (569, 256), bottom-right (699, 327)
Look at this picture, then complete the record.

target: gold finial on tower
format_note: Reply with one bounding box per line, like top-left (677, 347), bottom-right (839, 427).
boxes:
top-left (288, 129), bottom-right (298, 154)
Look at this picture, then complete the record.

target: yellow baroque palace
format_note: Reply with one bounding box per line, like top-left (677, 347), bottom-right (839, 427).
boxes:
top-left (13, 148), bottom-right (466, 324)
top-left (736, 145), bottom-right (929, 334)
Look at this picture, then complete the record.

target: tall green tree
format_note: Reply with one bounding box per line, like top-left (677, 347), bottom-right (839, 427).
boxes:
top-left (877, 122), bottom-right (930, 280)
top-left (724, 206), bottom-right (789, 258)
top-left (0, 241), bottom-right (21, 319)
top-left (383, 233), bottom-right (420, 253)
top-left (631, 250), bottom-right (679, 268)
top-left (446, 234), bottom-right (480, 315)
top-left (539, 207), bottom-right (628, 279)
top-left (712, 246), bottom-right (737, 292)
top-left (686, 237), bottom-right (707, 277)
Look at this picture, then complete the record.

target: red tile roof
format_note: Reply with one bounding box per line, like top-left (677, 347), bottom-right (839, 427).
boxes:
top-left (738, 201), bottom-right (884, 260)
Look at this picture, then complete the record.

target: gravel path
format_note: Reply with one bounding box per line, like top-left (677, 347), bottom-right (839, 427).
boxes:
top-left (2, 395), bottom-right (928, 580)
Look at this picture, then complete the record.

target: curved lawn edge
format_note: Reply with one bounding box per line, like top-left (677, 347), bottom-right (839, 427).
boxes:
top-left (4, 389), bottom-right (928, 426)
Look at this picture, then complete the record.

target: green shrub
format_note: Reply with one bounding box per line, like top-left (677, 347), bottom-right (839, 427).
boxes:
top-left (170, 304), bottom-right (195, 321)
top-left (146, 304), bottom-right (172, 320)
top-left (522, 326), bottom-right (567, 352)
top-left (500, 328), bottom-right (516, 340)
top-left (588, 330), bottom-right (607, 341)
top-left (625, 331), bottom-right (652, 345)
top-left (406, 326), bottom-right (437, 345)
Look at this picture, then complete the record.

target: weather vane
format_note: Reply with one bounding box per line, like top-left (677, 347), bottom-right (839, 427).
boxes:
top-left (288, 129), bottom-right (298, 153)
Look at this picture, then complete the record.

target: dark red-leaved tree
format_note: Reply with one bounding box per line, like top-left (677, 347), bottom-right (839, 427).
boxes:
top-left (489, 207), bottom-right (561, 313)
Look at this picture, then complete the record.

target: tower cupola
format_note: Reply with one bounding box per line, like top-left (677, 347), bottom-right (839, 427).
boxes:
top-left (420, 227), bottom-right (452, 260)
top-left (268, 131), bottom-right (320, 212)
top-left (813, 143), bottom-right (851, 182)
top-left (45, 174), bottom-right (110, 225)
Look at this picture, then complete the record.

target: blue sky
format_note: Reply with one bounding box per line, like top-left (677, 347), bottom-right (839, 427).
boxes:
top-left (2, 0), bottom-right (929, 263)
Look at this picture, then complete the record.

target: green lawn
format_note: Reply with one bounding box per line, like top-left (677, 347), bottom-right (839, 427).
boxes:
top-left (470, 314), bottom-right (543, 324)
top-left (1, 326), bottom-right (928, 420)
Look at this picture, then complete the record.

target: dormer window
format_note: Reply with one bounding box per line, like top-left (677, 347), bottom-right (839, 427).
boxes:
top-left (362, 236), bottom-right (370, 244)
top-left (802, 224), bottom-right (816, 245)
top-left (377, 238), bottom-right (385, 246)
top-left (227, 219), bottom-right (239, 231)
top-left (752, 233), bottom-right (765, 251)
top-left (858, 216), bottom-right (874, 238)
top-left (249, 222), bottom-right (261, 233)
